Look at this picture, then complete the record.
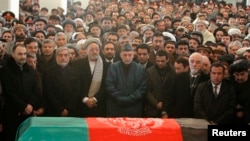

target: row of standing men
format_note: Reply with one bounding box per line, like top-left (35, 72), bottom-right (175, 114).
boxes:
top-left (0, 37), bottom-right (250, 141)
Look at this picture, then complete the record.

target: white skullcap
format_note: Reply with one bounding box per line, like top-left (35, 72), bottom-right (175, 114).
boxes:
top-left (55, 24), bottom-right (63, 31)
top-left (228, 28), bottom-right (241, 36)
top-left (236, 47), bottom-right (249, 56)
top-left (76, 39), bottom-right (86, 49)
top-left (162, 32), bottom-right (176, 42)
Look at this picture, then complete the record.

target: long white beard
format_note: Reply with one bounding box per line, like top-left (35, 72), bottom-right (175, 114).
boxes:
top-left (65, 32), bottom-right (73, 41)
top-left (88, 55), bottom-right (99, 61)
top-left (86, 19), bottom-right (94, 25)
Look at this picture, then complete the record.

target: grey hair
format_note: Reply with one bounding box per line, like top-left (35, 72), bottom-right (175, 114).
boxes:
top-left (229, 40), bottom-right (242, 48)
top-left (118, 35), bottom-right (131, 42)
top-left (26, 52), bottom-right (37, 60)
top-left (189, 52), bottom-right (203, 63)
top-left (42, 39), bottom-right (56, 47)
top-left (55, 46), bottom-right (69, 56)
top-left (55, 32), bottom-right (67, 42)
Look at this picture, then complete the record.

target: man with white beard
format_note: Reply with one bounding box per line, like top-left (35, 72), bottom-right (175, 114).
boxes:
top-left (72, 38), bottom-right (108, 117)
top-left (195, 20), bottom-right (215, 45)
top-left (166, 52), bottom-right (209, 118)
top-left (62, 19), bottom-right (76, 42)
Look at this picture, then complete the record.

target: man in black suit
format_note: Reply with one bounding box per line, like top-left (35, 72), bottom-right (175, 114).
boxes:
top-left (165, 52), bottom-right (209, 118)
top-left (73, 38), bottom-right (108, 117)
top-left (145, 50), bottom-right (175, 117)
top-left (230, 59), bottom-right (250, 125)
top-left (101, 41), bottom-right (120, 65)
top-left (43, 47), bottom-right (81, 117)
top-left (136, 44), bottom-right (153, 70)
top-left (194, 62), bottom-right (236, 124)
top-left (0, 44), bottom-right (44, 141)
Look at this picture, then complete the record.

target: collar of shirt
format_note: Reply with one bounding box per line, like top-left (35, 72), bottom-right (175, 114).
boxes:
top-left (139, 61), bottom-right (148, 68)
top-left (212, 82), bottom-right (221, 88)
top-left (154, 49), bottom-right (157, 55)
top-left (105, 58), bottom-right (113, 63)
top-left (212, 82), bottom-right (222, 94)
top-left (191, 74), bottom-right (199, 78)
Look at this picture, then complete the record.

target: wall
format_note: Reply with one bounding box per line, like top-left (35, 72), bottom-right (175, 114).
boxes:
top-left (0, 0), bottom-right (19, 18)
top-left (39, 0), bottom-right (67, 15)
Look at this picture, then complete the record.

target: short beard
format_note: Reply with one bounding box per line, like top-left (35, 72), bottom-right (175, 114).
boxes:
top-left (190, 68), bottom-right (199, 75)
top-left (123, 60), bottom-right (133, 65)
top-left (16, 34), bottom-right (26, 40)
top-left (102, 27), bottom-right (112, 32)
top-left (57, 62), bottom-right (68, 68)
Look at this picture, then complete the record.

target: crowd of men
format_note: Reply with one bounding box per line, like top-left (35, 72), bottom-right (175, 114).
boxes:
top-left (0, 0), bottom-right (250, 140)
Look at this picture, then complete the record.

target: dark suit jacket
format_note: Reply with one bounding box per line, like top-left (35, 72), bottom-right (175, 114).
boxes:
top-left (73, 58), bottom-right (108, 117)
top-left (43, 64), bottom-right (81, 116)
top-left (145, 61), bottom-right (154, 70)
top-left (149, 51), bottom-right (156, 64)
top-left (232, 76), bottom-right (250, 124)
top-left (0, 57), bottom-right (43, 140)
top-left (37, 53), bottom-right (56, 77)
top-left (166, 71), bottom-right (209, 118)
top-left (145, 65), bottom-right (175, 117)
top-left (194, 80), bottom-right (236, 124)
top-left (101, 55), bottom-right (120, 65)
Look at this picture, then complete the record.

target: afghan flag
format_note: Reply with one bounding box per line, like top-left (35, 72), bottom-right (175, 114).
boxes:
top-left (16, 117), bottom-right (183, 141)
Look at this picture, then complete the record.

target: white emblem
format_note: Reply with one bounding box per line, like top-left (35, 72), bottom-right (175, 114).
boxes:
top-left (96, 118), bottom-right (164, 136)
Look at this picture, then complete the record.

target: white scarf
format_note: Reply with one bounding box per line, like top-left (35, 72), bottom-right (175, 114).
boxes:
top-left (87, 56), bottom-right (103, 97)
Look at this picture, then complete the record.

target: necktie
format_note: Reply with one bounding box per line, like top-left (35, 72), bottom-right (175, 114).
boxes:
top-left (214, 85), bottom-right (218, 98)
top-left (190, 77), bottom-right (196, 87)
top-left (191, 77), bottom-right (195, 83)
